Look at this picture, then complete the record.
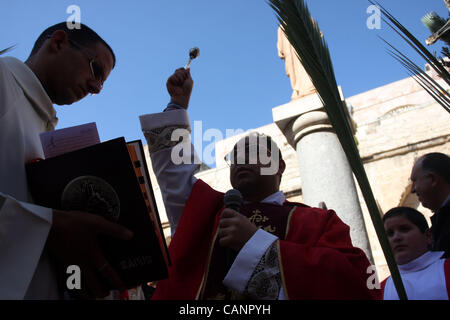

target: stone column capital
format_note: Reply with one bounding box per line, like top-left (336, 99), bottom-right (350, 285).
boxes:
top-left (292, 110), bottom-right (333, 145)
top-left (272, 92), bottom-right (330, 148)
top-left (271, 89), bottom-right (372, 262)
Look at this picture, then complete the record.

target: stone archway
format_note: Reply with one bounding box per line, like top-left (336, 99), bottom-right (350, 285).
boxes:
top-left (398, 183), bottom-right (433, 228)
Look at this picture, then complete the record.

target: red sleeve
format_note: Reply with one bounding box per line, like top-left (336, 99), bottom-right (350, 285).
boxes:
top-left (152, 180), bottom-right (224, 299)
top-left (279, 209), bottom-right (382, 300)
top-left (444, 258), bottom-right (450, 299)
top-left (380, 278), bottom-right (387, 299)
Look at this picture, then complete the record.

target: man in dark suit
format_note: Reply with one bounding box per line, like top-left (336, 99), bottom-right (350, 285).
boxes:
top-left (410, 152), bottom-right (450, 257)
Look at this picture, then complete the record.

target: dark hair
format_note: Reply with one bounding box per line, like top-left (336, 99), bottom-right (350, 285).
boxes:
top-left (419, 152), bottom-right (450, 184)
top-left (29, 22), bottom-right (116, 67)
top-left (383, 207), bottom-right (429, 233)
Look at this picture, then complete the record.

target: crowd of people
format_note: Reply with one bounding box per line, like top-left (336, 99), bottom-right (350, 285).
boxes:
top-left (0, 22), bottom-right (449, 300)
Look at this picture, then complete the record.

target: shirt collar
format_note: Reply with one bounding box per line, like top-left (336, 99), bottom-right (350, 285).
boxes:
top-left (441, 194), bottom-right (450, 208)
top-left (260, 191), bottom-right (286, 206)
top-left (398, 250), bottom-right (445, 273)
top-left (2, 57), bottom-right (57, 130)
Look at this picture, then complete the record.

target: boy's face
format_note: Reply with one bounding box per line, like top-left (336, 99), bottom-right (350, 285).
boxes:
top-left (384, 215), bottom-right (432, 265)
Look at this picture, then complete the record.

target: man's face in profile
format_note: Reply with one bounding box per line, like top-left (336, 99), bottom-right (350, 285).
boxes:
top-left (46, 35), bottom-right (114, 105)
top-left (410, 159), bottom-right (436, 210)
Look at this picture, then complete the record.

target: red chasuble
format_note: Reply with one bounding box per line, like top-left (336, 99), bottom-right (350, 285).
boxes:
top-left (152, 180), bottom-right (381, 300)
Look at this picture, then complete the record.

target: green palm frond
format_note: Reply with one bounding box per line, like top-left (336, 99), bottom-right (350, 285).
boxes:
top-left (371, 1), bottom-right (450, 83)
top-left (370, 0), bottom-right (450, 114)
top-left (381, 37), bottom-right (450, 113)
top-left (268, 0), bottom-right (408, 300)
top-left (0, 45), bottom-right (15, 55)
top-left (442, 47), bottom-right (450, 59)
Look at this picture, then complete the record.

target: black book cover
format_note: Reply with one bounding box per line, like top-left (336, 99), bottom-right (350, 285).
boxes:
top-left (26, 137), bottom-right (168, 288)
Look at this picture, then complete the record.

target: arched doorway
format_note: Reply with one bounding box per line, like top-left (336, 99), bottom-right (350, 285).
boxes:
top-left (398, 183), bottom-right (433, 227)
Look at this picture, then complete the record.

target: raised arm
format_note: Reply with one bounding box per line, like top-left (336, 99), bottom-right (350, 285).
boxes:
top-left (140, 68), bottom-right (200, 235)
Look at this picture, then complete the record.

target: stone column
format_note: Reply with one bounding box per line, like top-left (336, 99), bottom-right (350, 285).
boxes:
top-left (273, 93), bottom-right (373, 262)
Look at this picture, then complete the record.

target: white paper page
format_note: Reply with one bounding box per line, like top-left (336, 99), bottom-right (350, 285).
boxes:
top-left (39, 122), bottom-right (100, 159)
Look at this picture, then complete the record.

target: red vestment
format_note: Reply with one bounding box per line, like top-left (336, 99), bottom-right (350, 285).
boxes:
top-left (152, 179), bottom-right (381, 300)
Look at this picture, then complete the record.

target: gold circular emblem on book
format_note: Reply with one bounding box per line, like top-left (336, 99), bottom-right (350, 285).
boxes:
top-left (61, 175), bottom-right (120, 221)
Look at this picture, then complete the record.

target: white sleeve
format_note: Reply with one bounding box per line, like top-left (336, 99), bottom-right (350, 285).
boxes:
top-left (223, 228), bottom-right (286, 299)
top-left (0, 192), bottom-right (53, 299)
top-left (140, 109), bottom-right (200, 235)
top-left (383, 277), bottom-right (398, 300)
top-left (0, 58), bottom-right (13, 118)
top-left (149, 146), bottom-right (199, 235)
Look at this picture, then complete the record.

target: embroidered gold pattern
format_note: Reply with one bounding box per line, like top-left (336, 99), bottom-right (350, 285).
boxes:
top-left (249, 209), bottom-right (269, 224)
top-left (263, 225), bottom-right (276, 233)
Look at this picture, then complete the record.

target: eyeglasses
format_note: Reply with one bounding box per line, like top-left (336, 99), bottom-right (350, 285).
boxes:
top-left (47, 35), bottom-right (105, 89)
top-left (68, 39), bottom-right (105, 89)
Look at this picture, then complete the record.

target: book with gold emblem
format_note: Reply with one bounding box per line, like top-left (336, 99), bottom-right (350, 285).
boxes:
top-left (26, 123), bottom-right (170, 289)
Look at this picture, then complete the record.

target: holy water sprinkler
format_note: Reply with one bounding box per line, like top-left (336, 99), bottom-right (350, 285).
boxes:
top-left (185, 47), bottom-right (200, 69)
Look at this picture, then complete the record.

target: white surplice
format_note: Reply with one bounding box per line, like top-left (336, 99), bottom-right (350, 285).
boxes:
top-left (384, 251), bottom-right (449, 300)
top-left (0, 57), bottom-right (59, 299)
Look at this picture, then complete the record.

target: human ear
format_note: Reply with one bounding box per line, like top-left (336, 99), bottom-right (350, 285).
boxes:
top-left (47, 30), bottom-right (69, 52)
top-left (275, 159), bottom-right (286, 186)
top-left (430, 172), bottom-right (441, 188)
top-left (278, 159), bottom-right (286, 176)
top-left (425, 228), bottom-right (433, 247)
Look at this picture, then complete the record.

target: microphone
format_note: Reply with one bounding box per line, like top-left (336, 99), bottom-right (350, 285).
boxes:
top-left (223, 189), bottom-right (243, 270)
top-left (224, 189), bottom-right (243, 212)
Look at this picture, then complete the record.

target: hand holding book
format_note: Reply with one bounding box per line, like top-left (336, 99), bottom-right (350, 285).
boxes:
top-left (48, 209), bottom-right (133, 298)
top-left (27, 123), bottom-right (170, 299)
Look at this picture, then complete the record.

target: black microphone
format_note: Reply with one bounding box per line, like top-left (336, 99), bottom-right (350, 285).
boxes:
top-left (223, 189), bottom-right (243, 270)
top-left (224, 189), bottom-right (243, 212)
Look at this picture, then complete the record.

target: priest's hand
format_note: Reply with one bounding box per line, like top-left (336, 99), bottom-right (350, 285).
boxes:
top-left (166, 67), bottom-right (193, 109)
top-left (47, 209), bottom-right (133, 299)
top-left (218, 208), bottom-right (258, 251)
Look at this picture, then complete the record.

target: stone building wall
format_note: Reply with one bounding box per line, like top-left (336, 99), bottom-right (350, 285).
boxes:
top-left (346, 74), bottom-right (450, 279)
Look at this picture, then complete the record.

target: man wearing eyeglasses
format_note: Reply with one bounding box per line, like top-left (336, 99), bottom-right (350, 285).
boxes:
top-left (140, 68), bottom-right (380, 300)
top-left (0, 22), bottom-right (132, 299)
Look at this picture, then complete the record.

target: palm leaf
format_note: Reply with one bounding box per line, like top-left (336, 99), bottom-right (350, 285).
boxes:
top-left (268, 0), bottom-right (408, 300)
top-left (370, 0), bottom-right (450, 84)
top-left (370, 0), bottom-right (450, 114)
top-left (0, 45), bottom-right (15, 55)
top-left (380, 37), bottom-right (450, 112)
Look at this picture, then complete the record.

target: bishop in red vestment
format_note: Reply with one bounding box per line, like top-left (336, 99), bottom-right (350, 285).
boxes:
top-left (140, 68), bottom-right (381, 300)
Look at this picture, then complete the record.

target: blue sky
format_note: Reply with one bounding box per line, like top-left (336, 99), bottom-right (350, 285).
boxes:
top-left (1, 0), bottom-right (446, 166)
